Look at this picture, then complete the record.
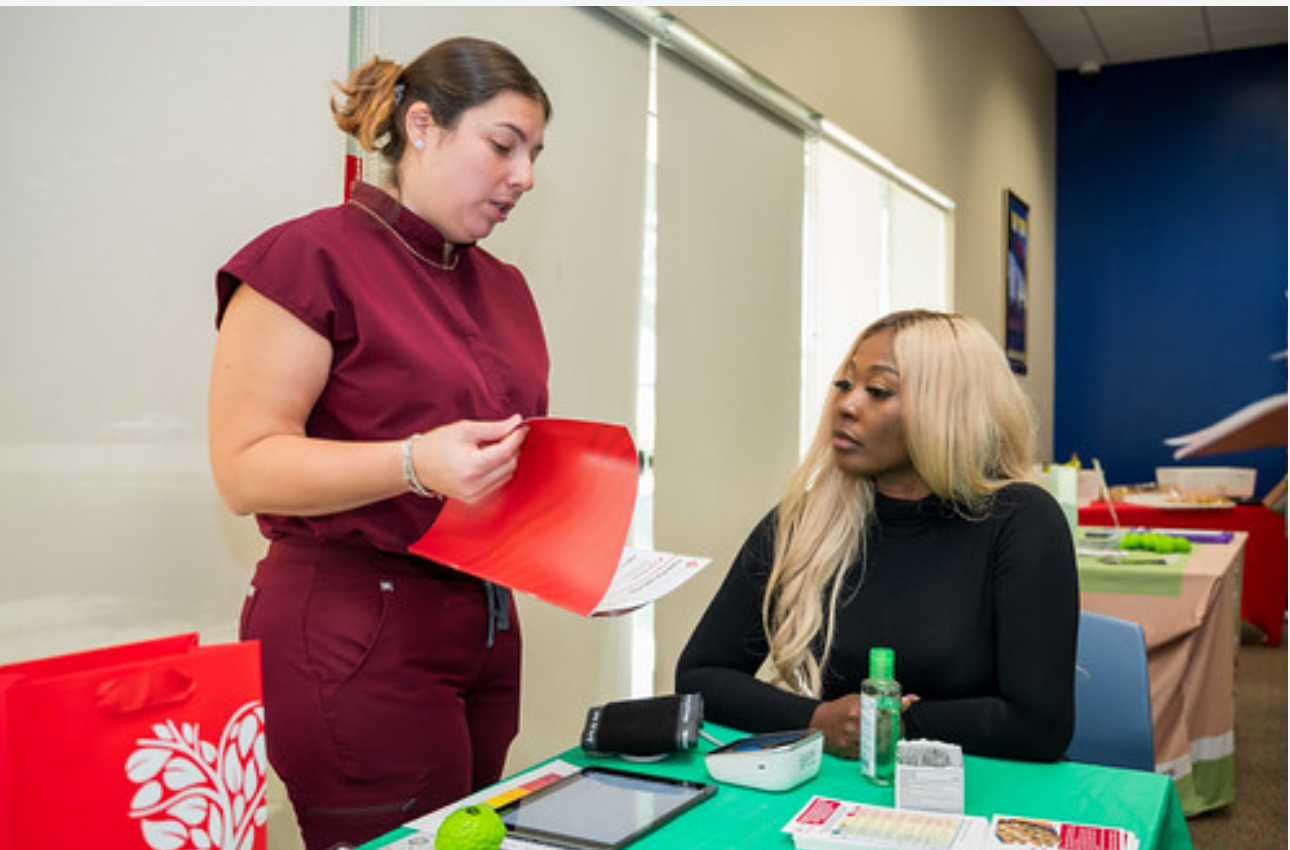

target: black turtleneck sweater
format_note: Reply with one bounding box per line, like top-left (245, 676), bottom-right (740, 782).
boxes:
top-left (675, 482), bottom-right (1078, 762)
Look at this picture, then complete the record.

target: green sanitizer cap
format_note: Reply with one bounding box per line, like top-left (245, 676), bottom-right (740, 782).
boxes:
top-left (870, 647), bottom-right (894, 680)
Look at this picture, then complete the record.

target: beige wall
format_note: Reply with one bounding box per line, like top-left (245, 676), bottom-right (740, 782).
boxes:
top-left (667, 6), bottom-right (1059, 452)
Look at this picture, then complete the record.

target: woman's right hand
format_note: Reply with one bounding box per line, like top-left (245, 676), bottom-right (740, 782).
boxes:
top-left (809, 692), bottom-right (924, 761)
top-left (810, 694), bottom-right (862, 759)
top-left (409, 415), bottom-right (528, 503)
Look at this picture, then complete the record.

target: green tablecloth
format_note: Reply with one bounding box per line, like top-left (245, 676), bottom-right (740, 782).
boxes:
top-left (361, 725), bottom-right (1193, 850)
top-left (1077, 532), bottom-right (1190, 596)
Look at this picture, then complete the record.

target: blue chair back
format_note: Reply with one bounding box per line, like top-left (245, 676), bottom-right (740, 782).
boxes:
top-left (1067, 610), bottom-right (1155, 772)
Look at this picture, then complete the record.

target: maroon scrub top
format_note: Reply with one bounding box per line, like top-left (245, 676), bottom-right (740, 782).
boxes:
top-left (216, 182), bottom-right (550, 555)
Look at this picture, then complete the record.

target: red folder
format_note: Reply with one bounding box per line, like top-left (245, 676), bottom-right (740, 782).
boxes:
top-left (409, 418), bottom-right (641, 616)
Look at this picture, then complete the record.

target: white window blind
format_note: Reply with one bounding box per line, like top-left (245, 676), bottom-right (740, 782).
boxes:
top-left (650, 50), bottom-right (806, 694)
top-left (800, 136), bottom-right (952, 453)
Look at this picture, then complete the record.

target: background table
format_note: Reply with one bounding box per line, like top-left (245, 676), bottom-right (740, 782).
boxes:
top-left (1078, 529), bottom-right (1244, 816)
top-left (361, 724), bottom-right (1193, 850)
top-left (1080, 501), bottom-right (1284, 646)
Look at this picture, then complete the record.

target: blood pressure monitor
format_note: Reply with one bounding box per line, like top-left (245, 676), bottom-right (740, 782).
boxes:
top-left (703, 729), bottom-right (823, 792)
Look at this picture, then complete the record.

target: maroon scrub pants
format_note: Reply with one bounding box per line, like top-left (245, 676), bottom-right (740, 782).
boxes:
top-left (240, 537), bottom-right (521, 850)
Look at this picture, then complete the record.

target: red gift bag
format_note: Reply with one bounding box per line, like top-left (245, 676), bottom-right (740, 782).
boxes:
top-left (0, 633), bottom-right (267, 850)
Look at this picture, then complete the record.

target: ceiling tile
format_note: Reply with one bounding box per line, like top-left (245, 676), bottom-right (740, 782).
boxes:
top-left (1017, 6), bottom-right (1288, 70)
top-left (1208, 6), bottom-right (1289, 52)
top-left (1086, 7), bottom-right (1208, 64)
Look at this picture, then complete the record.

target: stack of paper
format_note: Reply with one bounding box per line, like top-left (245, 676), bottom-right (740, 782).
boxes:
top-left (781, 797), bottom-right (1141, 850)
top-left (782, 797), bottom-right (989, 849)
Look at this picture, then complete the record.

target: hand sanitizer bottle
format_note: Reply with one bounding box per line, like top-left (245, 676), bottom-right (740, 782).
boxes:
top-left (859, 647), bottom-right (901, 785)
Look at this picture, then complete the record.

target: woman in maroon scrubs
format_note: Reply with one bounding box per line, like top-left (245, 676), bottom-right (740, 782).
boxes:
top-left (208, 38), bottom-right (552, 850)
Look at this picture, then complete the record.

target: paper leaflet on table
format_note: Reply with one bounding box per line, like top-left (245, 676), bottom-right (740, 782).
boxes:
top-left (782, 796), bottom-right (1140, 850)
top-left (781, 796), bottom-right (990, 849)
top-left (396, 759), bottom-right (580, 846)
top-left (988, 813), bottom-right (1139, 850)
top-left (408, 417), bottom-right (711, 617)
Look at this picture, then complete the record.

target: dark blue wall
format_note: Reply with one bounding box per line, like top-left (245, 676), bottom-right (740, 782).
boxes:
top-left (1055, 45), bottom-right (1287, 498)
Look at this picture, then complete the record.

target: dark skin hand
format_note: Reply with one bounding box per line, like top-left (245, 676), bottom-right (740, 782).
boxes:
top-left (810, 693), bottom-right (922, 759)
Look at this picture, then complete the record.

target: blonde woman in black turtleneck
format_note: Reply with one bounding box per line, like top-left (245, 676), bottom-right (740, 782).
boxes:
top-left (676, 309), bottom-right (1078, 762)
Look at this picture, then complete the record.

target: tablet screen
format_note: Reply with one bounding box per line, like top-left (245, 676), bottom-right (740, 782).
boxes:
top-left (498, 766), bottom-right (716, 849)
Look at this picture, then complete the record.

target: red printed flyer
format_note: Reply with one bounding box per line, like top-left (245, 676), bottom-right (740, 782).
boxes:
top-left (989, 815), bottom-right (1139, 849)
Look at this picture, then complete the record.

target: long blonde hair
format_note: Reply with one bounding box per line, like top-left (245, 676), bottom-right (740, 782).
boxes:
top-left (762, 310), bottom-right (1036, 695)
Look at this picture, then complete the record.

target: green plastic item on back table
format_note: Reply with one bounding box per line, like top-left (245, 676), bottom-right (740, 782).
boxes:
top-left (1120, 532), bottom-right (1192, 554)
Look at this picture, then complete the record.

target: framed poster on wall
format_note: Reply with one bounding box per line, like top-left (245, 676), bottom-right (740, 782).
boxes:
top-left (1004, 190), bottom-right (1028, 375)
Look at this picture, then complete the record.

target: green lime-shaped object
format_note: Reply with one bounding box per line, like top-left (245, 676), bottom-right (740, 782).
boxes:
top-left (435, 803), bottom-right (507, 850)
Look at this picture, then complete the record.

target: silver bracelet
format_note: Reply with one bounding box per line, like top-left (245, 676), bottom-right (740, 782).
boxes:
top-left (400, 435), bottom-right (443, 500)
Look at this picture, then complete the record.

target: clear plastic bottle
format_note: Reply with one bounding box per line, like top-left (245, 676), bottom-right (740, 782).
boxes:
top-left (859, 647), bottom-right (901, 785)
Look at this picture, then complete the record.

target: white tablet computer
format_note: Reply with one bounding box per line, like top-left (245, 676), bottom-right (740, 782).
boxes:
top-left (496, 766), bottom-right (716, 849)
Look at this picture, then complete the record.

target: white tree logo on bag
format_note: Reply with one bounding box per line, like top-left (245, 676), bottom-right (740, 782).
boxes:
top-left (125, 702), bottom-right (267, 850)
